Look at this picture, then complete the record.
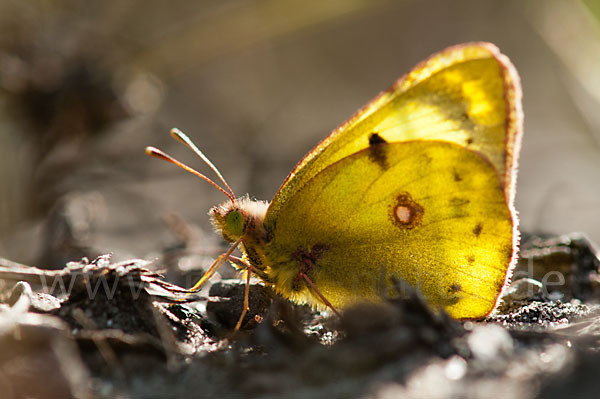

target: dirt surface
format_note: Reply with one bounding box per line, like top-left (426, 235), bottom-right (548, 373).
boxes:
top-left (0, 233), bottom-right (599, 399)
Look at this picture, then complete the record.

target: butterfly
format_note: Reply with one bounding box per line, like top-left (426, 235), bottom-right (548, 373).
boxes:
top-left (146, 42), bottom-right (522, 329)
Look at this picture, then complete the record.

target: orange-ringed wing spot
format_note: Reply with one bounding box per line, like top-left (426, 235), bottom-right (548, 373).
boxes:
top-left (291, 243), bottom-right (330, 291)
top-left (390, 192), bottom-right (424, 229)
top-left (367, 132), bottom-right (389, 169)
top-left (472, 223), bottom-right (483, 237)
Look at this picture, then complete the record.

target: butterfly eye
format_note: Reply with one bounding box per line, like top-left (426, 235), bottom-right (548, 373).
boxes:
top-left (225, 210), bottom-right (245, 239)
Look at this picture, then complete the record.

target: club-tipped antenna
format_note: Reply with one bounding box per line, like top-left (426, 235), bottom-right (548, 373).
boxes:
top-left (170, 128), bottom-right (236, 200)
top-left (145, 146), bottom-right (235, 205)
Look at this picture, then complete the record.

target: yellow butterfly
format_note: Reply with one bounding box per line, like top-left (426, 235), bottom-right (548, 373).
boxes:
top-left (146, 42), bottom-right (522, 328)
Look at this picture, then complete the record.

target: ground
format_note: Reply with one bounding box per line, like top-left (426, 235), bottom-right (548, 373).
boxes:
top-left (0, 233), bottom-right (599, 399)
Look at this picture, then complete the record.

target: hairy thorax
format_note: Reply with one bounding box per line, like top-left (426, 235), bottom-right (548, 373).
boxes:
top-left (209, 197), bottom-right (272, 278)
top-left (210, 196), bottom-right (331, 310)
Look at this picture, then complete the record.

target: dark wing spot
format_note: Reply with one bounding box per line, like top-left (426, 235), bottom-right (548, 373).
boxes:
top-left (420, 153), bottom-right (433, 165)
top-left (449, 284), bottom-right (462, 293)
top-left (369, 132), bottom-right (387, 145)
top-left (504, 244), bottom-right (514, 260)
top-left (466, 137), bottom-right (474, 145)
top-left (310, 243), bottom-right (329, 257)
top-left (449, 197), bottom-right (470, 218)
top-left (449, 197), bottom-right (470, 207)
top-left (291, 244), bottom-right (329, 270)
top-left (467, 255), bottom-right (475, 264)
top-left (453, 169), bottom-right (463, 182)
top-left (368, 132), bottom-right (388, 169)
top-left (473, 223), bottom-right (483, 237)
top-left (497, 281), bottom-right (505, 292)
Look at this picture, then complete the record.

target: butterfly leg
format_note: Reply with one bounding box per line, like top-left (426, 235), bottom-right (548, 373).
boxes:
top-left (234, 267), bottom-right (252, 331)
top-left (227, 255), bottom-right (261, 332)
top-left (292, 245), bottom-right (342, 317)
top-left (189, 238), bottom-right (242, 292)
top-left (298, 272), bottom-right (341, 317)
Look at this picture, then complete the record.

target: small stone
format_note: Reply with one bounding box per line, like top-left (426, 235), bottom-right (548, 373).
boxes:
top-left (505, 278), bottom-right (543, 301)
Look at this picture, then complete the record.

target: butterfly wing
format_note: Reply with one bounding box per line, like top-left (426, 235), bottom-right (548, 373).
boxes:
top-left (263, 141), bottom-right (513, 319)
top-left (266, 42), bottom-right (522, 225)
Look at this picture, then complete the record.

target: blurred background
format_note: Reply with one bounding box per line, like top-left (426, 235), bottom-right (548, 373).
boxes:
top-left (1, 0), bottom-right (600, 268)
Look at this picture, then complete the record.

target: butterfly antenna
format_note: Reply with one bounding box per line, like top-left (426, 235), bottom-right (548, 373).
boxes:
top-left (145, 146), bottom-right (235, 204)
top-left (170, 128), bottom-right (236, 200)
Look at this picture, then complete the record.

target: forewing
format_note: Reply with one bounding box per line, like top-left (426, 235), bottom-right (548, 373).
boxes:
top-left (266, 42), bottom-right (522, 226)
